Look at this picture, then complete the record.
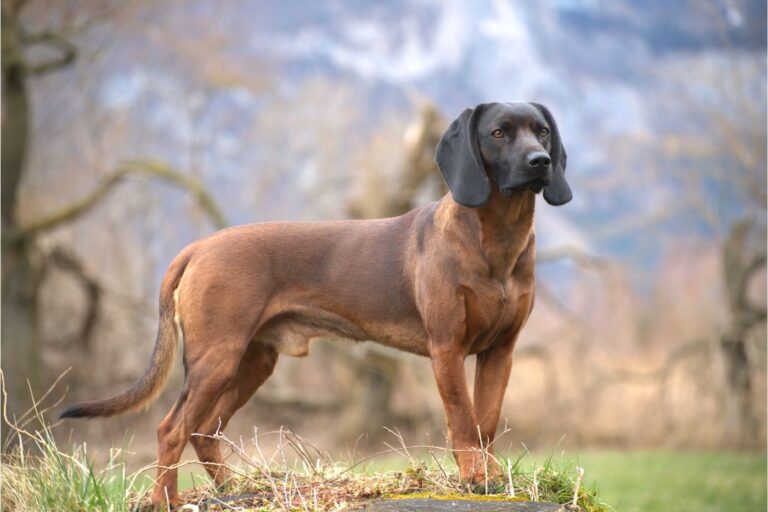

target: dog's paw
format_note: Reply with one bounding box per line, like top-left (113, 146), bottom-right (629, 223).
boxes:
top-left (468, 475), bottom-right (506, 495)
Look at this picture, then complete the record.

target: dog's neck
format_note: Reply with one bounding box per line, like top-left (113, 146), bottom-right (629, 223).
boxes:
top-left (437, 188), bottom-right (536, 280)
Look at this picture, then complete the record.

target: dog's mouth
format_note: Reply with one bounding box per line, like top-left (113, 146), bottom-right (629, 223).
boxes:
top-left (501, 178), bottom-right (549, 196)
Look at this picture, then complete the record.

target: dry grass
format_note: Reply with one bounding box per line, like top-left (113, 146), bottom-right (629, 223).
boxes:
top-left (4, 425), bottom-right (609, 511)
top-left (162, 426), bottom-right (607, 511)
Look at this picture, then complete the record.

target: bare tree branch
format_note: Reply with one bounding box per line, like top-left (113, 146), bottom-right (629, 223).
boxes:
top-left (252, 389), bottom-right (342, 412)
top-left (123, 159), bottom-right (229, 228)
top-left (22, 31), bottom-right (77, 75)
top-left (535, 281), bottom-right (593, 336)
top-left (741, 251), bottom-right (767, 320)
top-left (20, 159), bottom-right (228, 237)
top-left (597, 339), bottom-right (711, 386)
top-left (537, 245), bottom-right (608, 271)
top-left (3, 0), bottom-right (28, 18)
top-left (46, 246), bottom-right (100, 350)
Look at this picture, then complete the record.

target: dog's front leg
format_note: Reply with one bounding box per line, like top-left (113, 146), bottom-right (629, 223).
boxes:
top-left (472, 336), bottom-right (516, 479)
top-left (429, 345), bottom-right (485, 483)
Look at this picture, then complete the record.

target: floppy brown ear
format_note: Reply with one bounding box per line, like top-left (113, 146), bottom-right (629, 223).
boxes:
top-left (434, 105), bottom-right (491, 207)
top-left (530, 103), bottom-right (572, 206)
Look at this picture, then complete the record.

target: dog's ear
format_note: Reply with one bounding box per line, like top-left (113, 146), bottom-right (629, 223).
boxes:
top-left (530, 103), bottom-right (572, 206)
top-left (435, 105), bottom-right (491, 207)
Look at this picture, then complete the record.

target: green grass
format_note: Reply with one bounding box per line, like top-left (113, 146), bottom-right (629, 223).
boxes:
top-left (2, 424), bottom-right (137, 511)
top-left (573, 450), bottom-right (767, 512)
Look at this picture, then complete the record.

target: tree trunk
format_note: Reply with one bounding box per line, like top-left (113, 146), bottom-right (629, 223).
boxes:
top-left (719, 220), bottom-right (764, 448)
top-left (1, 3), bottom-right (43, 429)
top-left (1, 238), bottom-right (43, 424)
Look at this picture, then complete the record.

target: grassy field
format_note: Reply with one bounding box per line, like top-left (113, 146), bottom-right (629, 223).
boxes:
top-left (572, 450), bottom-right (767, 512)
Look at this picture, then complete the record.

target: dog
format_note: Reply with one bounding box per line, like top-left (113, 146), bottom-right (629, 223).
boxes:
top-left (61, 102), bottom-right (571, 508)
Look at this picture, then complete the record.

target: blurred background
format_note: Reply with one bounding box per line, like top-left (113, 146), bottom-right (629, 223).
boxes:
top-left (2, 0), bottom-right (766, 508)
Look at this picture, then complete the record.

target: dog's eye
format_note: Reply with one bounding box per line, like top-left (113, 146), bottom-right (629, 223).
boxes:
top-left (491, 129), bottom-right (505, 139)
top-left (539, 127), bottom-right (550, 137)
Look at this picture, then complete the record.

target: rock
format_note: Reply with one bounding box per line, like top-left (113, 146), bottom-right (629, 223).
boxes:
top-left (362, 498), bottom-right (565, 511)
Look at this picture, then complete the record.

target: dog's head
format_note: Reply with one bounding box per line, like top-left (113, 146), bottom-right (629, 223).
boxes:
top-left (435, 102), bottom-right (571, 208)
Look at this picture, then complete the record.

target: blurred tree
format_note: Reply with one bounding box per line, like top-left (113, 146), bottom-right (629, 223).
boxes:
top-left (341, 100), bottom-right (446, 441)
top-left (720, 219), bottom-right (765, 447)
top-left (666, 48), bottom-right (766, 449)
top-left (0, 1), bottom-right (226, 436)
top-left (591, 20), bottom-right (767, 446)
top-left (2, 0), bottom-right (77, 428)
top-left (349, 100), bottom-right (446, 219)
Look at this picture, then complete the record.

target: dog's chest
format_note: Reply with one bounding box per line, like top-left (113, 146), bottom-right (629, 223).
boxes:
top-left (463, 261), bottom-right (535, 354)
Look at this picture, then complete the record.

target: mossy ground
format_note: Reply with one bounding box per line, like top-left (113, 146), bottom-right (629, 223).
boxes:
top-left (147, 446), bottom-right (609, 511)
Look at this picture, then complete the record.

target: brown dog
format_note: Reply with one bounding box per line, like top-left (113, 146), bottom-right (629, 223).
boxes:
top-left (61, 102), bottom-right (571, 508)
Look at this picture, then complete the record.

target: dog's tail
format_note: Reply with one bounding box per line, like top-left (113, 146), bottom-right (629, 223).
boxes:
top-left (60, 247), bottom-right (194, 419)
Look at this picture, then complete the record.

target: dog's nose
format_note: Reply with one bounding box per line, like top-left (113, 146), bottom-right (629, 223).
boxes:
top-left (527, 152), bottom-right (551, 169)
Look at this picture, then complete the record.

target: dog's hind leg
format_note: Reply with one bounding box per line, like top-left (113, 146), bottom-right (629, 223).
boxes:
top-left (189, 342), bottom-right (278, 486)
top-left (150, 343), bottom-right (247, 508)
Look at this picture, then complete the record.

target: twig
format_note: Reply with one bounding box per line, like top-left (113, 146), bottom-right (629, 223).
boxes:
top-left (572, 466), bottom-right (585, 508)
top-left (1, 369), bottom-right (71, 450)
